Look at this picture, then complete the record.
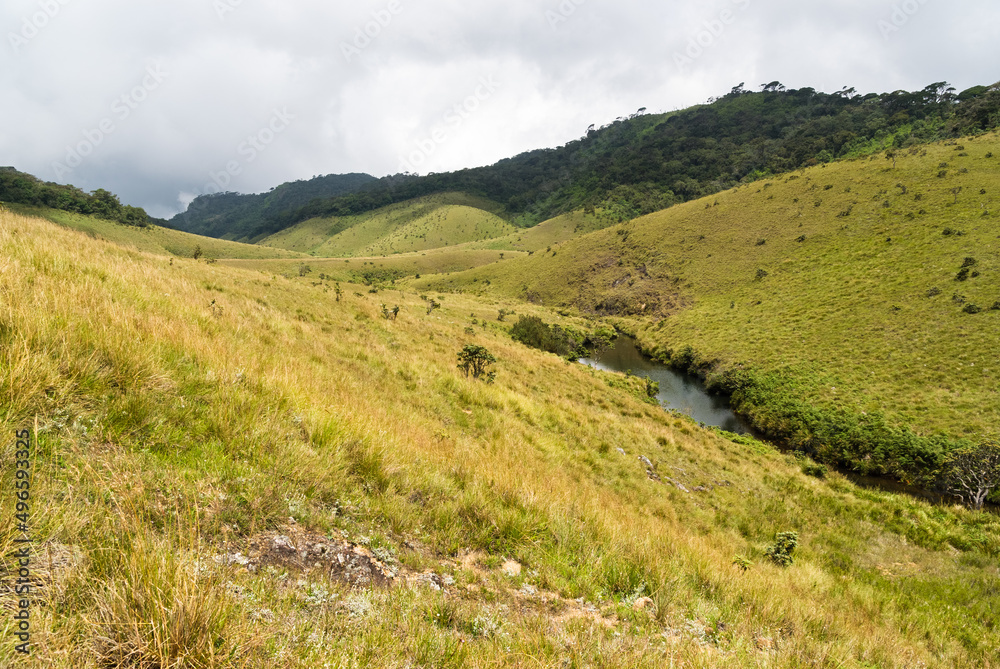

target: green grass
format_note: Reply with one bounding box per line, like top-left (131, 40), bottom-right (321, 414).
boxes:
top-left (260, 192), bottom-right (514, 257)
top-left (1, 206), bottom-right (999, 667)
top-left (5, 203), bottom-right (306, 260)
top-left (421, 133), bottom-right (1000, 462)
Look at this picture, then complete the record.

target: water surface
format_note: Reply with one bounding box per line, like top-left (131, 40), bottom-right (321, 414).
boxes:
top-left (580, 335), bottom-right (754, 434)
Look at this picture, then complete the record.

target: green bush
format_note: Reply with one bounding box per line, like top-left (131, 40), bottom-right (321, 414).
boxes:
top-left (802, 462), bottom-right (829, 478)
top-left (509, 315), bottom-right (586, 359)
top-left (765, 532), bottom-right (798, 567)
top-left (457, 345), bottom-right (496, 383)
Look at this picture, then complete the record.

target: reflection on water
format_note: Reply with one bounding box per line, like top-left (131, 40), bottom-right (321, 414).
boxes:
top-left (580, 335), bottom-right (754, 434)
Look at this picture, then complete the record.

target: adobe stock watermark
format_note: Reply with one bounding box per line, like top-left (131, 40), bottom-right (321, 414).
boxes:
top-left (397, 76), bottom-right (500, 175)
top-left (878, 0), bottom-right (931, 41)
top-left (213, 0), bottom-right (242, 20)
top-left (341, 0), bottom-right (403, 63)
top-left (200, 108), bottom-right (295, 194)
top-left (51, 62), bottom-right (169, 180)
top-left (8, 0), bottom-right (72, 54)
top-left (673, 0), bottom-right (751, 74)
top-left (546, 0), bottom-right (588, 31)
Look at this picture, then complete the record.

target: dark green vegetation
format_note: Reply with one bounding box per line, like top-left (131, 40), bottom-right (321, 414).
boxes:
top-left (509, 314), bottom-right (615, 360)
top-left (167, 172), bottom-right (377, 241)
top-left (197, 81), bottom-right (1000, 236)
top-left (0, 166), bottom-right (149, 226)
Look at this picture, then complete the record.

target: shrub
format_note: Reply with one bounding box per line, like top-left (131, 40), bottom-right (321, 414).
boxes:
top-left (963, 304), bottom-right (983, 314)
top-left (509, 315), bottom-right (585, 359)
top-left (802, 462), bottom-right (828, 478)
top-left (956, 267), bottom-right (970, 281)
top-left (192, 245), bottom-right (203, 260)
top-left (755, 268), bottom-right (769, 280)
top-left (765, 532), bottom-right (798, 567)
top-left (457, 345), bottom-right (497, 383)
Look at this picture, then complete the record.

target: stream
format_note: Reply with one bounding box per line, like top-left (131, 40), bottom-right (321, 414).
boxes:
top-left (580, 335), bottom-right (754, 434)
top-left (581, 335), bottom-right (998, 512)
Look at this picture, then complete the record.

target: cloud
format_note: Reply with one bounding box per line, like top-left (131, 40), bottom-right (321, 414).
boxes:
top-left (1, 0), bottom-right (997, 218)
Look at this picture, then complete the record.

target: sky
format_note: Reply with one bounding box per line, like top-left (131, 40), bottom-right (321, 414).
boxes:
top-left (1, 0), bottom-right (997, 219)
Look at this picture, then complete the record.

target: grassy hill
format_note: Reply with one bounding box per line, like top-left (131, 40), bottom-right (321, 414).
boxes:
top-left (259, 193), bottom-right (513, 257)
top-left (165, 172), bottom-right (377, 242)
top-left (3, 207), bottom-right (999, 667)
top-left (6, 203), bottom-right (305, 260)
top-left (419, 133), bottom-right (1000, 479)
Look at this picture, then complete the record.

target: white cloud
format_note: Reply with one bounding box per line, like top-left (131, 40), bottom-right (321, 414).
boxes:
top-left (1, 0), bottom-right (997, 217)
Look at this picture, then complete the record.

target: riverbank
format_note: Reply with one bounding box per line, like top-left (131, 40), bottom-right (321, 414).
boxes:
top-left (606, 324), bottom-right (985, 503)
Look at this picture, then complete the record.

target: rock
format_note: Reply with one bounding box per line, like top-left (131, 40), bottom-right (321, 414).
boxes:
top-left (616, 448), bottom-right (627, 456)
top-left (632, 596), bottom-right (655, 612)
top-left (272, 535), bottom-right (295, 552)
top-left (502, 560), bottom-right (522, 577)
top-left (638, 455), bottom-right (656, 470)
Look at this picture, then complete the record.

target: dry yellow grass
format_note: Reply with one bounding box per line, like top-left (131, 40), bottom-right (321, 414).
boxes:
top-left (0, 207), bottom-right (998, 667)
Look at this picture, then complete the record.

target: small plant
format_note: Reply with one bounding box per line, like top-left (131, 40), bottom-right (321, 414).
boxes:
top-left (956, 268), bottom-right (970, 282)
top-left (192, 245), bottom-right (203, 260)
top-left (764, 532), bottom-right (798, 567)
top-left (732, 555), bottom-right (753, 572)
top-left (497, 308), bottom-right (514, 322)
top-left (643, 376), bottom-right (659, 398)
top-left (926, 287), bottom-right (941, 298)
top-left (457, 344), bottom-right (497, 383)
top-left (755, 268), bottom-right (769, 281)
top-left (962, 257), bottom-right (978, 268)
top-left (802, 462), bottom-right (828, 478)
top-left (963, 304), bottom-right (983, 314)
top-left (991, 301), bottom-right (1000, 311)
top-left (756, 238), bottom-right (766, 246)
top-left (380, 304), bottom-right (399, 320)
top-left (426, 300), bottom-right (441, 315)
top-left (334, 283), bottom-right (343, 302)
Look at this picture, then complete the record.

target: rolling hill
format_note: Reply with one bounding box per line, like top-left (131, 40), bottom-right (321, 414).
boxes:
top-left (259, 193), bottom-right (514, 257)
top-left (418, 132), bottom-right (1000, 482)
top-left (1, 205), bottom-right (999, 668)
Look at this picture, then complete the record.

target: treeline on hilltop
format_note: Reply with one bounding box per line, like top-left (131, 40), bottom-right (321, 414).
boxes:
top-left (166, 172), bottom-right (378, 241)
top-left (270, 81), bottom-right (1000, 234)
top-left (0, 167), bottom-right (150, 226)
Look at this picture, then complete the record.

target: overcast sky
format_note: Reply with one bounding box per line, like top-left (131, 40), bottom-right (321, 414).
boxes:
top-left (1, 0), bottom-right (997, 218)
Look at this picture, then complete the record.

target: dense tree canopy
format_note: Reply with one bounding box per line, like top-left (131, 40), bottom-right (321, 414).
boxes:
top-left (274, 81), bottom-right (1000, 232)
top-left (0, 168), bottom-right (149, 226)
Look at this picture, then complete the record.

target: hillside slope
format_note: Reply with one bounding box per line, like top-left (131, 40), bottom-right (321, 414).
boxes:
top-left (260, 193), bottom-right (513, 257)
top-left (421, 133), bottom-right (1000, 473)
top-left (166, 172), bottom-right (377, 241)
top-left (7, 203), bottom-right (306, 260)
top-left (2, 208), bottom-right (999, 667)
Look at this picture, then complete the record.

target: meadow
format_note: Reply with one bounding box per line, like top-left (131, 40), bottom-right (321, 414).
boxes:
top-left (1, 206), bottom-right (999, 667)
top-left (421, 133), bottom-right (1000, 478)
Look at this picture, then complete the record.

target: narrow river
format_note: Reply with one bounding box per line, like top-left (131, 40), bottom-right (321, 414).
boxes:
top-left (580, 335), bottom-right (755, 434)
top-left (582, 335), bottom-right (999, 512)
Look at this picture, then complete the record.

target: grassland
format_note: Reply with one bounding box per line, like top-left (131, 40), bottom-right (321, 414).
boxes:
top-left (421, 133), bottom-right (1000, 465)
top-left (259, 193), bottom-right (515, 258)
top-left (7, 203), bottom-right (305, 260)
top-left (1, 206), bottom-right (999, 667)
top-left (221, 246), bottom-right (524, 283)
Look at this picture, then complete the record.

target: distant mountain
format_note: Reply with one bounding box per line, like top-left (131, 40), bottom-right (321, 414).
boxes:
top-left (166, 172), bottom-right (378, 241)
top-left (275, 82), bottom-right (1000, 230)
